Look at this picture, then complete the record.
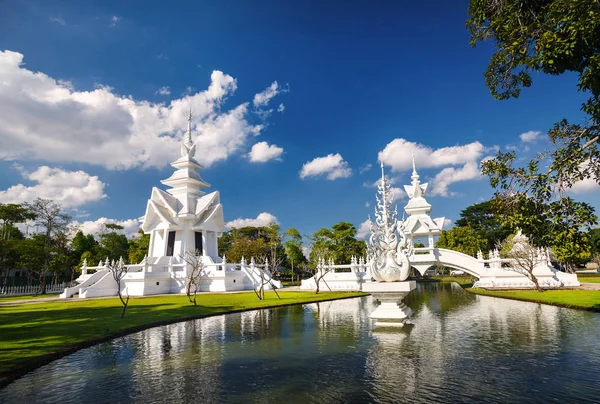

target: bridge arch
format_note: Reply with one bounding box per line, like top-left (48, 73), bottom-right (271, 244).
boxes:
top-left (410, 248), bottom-right (484, 279)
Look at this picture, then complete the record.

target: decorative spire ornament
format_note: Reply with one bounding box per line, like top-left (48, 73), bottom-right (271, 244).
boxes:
top-left (367, 163), bottom-right (412, 282)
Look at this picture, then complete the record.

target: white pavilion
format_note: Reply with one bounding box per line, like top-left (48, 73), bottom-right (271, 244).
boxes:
top-left (61, 112), bottom-right (279, 298)
top-left (402, 157), bottom-right (445, 250)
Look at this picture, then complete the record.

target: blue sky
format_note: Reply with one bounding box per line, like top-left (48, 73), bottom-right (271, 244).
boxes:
top-left (0, 0), bottom-right (597, 240)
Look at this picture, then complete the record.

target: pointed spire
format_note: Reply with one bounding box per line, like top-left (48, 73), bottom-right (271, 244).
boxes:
top-left (187, 107), bottom-right (192, 138)
top-left (180, 107), bottom-right (196, 158)
top-left (411, 151), bottom-right (420, 183)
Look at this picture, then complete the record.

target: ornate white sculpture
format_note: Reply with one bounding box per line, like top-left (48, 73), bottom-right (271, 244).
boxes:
top-left (368, 162), bottom-right (413, 282)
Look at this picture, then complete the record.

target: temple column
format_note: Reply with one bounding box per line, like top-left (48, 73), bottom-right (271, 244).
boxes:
top-left (202, 230), bottom-right (208, 256)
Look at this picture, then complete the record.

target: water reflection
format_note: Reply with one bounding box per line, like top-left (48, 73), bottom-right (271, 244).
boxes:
top-left (1, 284), bottom-right (599, 403)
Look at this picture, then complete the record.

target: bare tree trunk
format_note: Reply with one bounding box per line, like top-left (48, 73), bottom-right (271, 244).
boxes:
top-left (529, 271), bottom-right (542, 292)
top-left (118, 292), bottom-right (130, 318)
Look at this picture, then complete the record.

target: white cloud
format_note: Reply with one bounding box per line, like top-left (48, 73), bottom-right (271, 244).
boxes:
top-left (72, 217), bottom-right (140, 238)
top-left (378, 138), bottom-right (486, 197)
top-left (365, 202), bottom-right (371, 208)
top-left (0, 166), bottom-right (106, 208)
top-left (430, 161), bottom-right (482, 197)
top-left (252, 82), bottom-right (287, 120)
top-left (253, 81), bottom-right (281, 107)
top-left (356, 219), bottom-right (371, 239)
top-left (156, 53), bottom-right (168, 60)
top-left (226, 212), bottom-right (278, 228)
top-left (49, 16), bottom-right (66, 25)
top-left (300, 153), bottom-right (352, 180)
top-left (156, 86), bottom-right (171, 96)
top-left (569, 178), bottom-right (599, 194)
top-left (248, 141), bottom-right (283, 163)
top-left (378, 138), bottom-right (484, 172)
top-left (565, 161), bottom-right (599, 194)
top-left (520, 130), bottom-right (541, 143)
top-left (109, 16), bottom-right (120, 27)
top-left (0, 50), bottom-right (277, 170)
top-left (443, 218), bottom-right (453, 228)
top-left (389, 187), bottom-right (405, 203)
top-left (363, 176), bottom-right (398, 188)
top-left (359, 164), bottom-right (372, 174)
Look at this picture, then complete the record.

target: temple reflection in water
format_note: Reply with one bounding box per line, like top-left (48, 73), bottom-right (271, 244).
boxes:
top-left (1, 284), bottom-right (598, 404)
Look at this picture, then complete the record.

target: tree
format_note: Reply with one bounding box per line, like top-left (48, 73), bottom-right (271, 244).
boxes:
top-left (499, 232), bottom-right (546, 291)
top-left (436, 226), bottom-right (488, 257)
top-left (0, 203), bottom-right (35, 240)
top-left (283, 227), bottom-right (306, 282)
top-left (468, 0), bottom-right (600, 196)
top-left (313, 258), bottom-right (333, 295)
top-left (490, 194), bottom-right (595, 270)
top-left (0, 225), bottom-right (25, 286)
top-left (219, 224), bottom-right (287, 266)
top-left (589, 228), bottom-right (600, 254)
top-left (71, 231), bottom-right (98, 274)
top-left (308, 222), bottom-right (367, 268)
top-left (180, 250), bottom-right (204, 305)
top-left (455, 199), bottom-right (512, 251)
top-left (128, 229), bottom-right (150, 264)
top-left (468, 1), bottom-right (600, 263)
top-left (255, 256), bottom-right (282, 301)
top-left (15, 234), bottom-right (46, 285)
top-left (29, 199), bottom-right (71, 294)
top-left (95, 224), bottom-right (129, 263)
top-left (0, 203), bottom-right (34, 286)
top-left (107, 258), bottom-right (129, 318)
top-left (227, 237), bottom-right (269, 263)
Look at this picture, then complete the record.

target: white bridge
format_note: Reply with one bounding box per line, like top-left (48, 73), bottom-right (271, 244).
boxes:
top-left (300, 247), bottom-right (579, 291)
top-left (301, 160), bottom-right (580, 291)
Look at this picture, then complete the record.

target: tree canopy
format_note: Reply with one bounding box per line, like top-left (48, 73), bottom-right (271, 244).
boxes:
top-left (308, 222), bottom-right (367, 267)
top-left (467, 0), bottom-right (599, 267)
top-left (469, 0), bottom-right (599, 197)
top-left (455, 200), bottom-right (511, 251)
top-left (468, 0), bottom-right (600, 190)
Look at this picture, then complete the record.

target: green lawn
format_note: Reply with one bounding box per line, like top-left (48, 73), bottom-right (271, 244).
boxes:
top-left (579, 276), bottom-right (600, 283)
top-left (0, 293), bottom-right (60, 302)
top-left (468, 289), bottom-right (600, 312)
top-left (0, 290), bottom-right (365, 386)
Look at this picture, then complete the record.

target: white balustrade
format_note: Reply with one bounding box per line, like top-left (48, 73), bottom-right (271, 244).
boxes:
top-left (1, 282), bottom-right (68, 296)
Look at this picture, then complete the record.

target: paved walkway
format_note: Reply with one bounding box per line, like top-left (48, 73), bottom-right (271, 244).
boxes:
top-left (578, 282), bottom-right (600, 290)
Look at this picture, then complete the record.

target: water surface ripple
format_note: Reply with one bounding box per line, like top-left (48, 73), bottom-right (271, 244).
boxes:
top-left (1, 283), bottom-right (599, 403)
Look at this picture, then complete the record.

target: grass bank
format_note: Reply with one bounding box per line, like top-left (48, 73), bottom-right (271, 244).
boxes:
top-left (0, 290), bottom-right (366, 388)
top-left (467, 289), bottom-right (600, 312)
top-left (579, 275), bottom-right (600, 283)
top-left (424, 275), bottom-right (600, 313)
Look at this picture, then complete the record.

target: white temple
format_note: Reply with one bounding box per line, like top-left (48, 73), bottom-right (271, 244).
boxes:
top-left (61, 112), bottom-right (280, 299)
top-left (141, 111), bottom-right (224, 264)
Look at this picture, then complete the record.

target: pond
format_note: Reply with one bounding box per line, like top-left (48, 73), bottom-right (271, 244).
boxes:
top-left (1, 283), bottom-right (599, 403)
